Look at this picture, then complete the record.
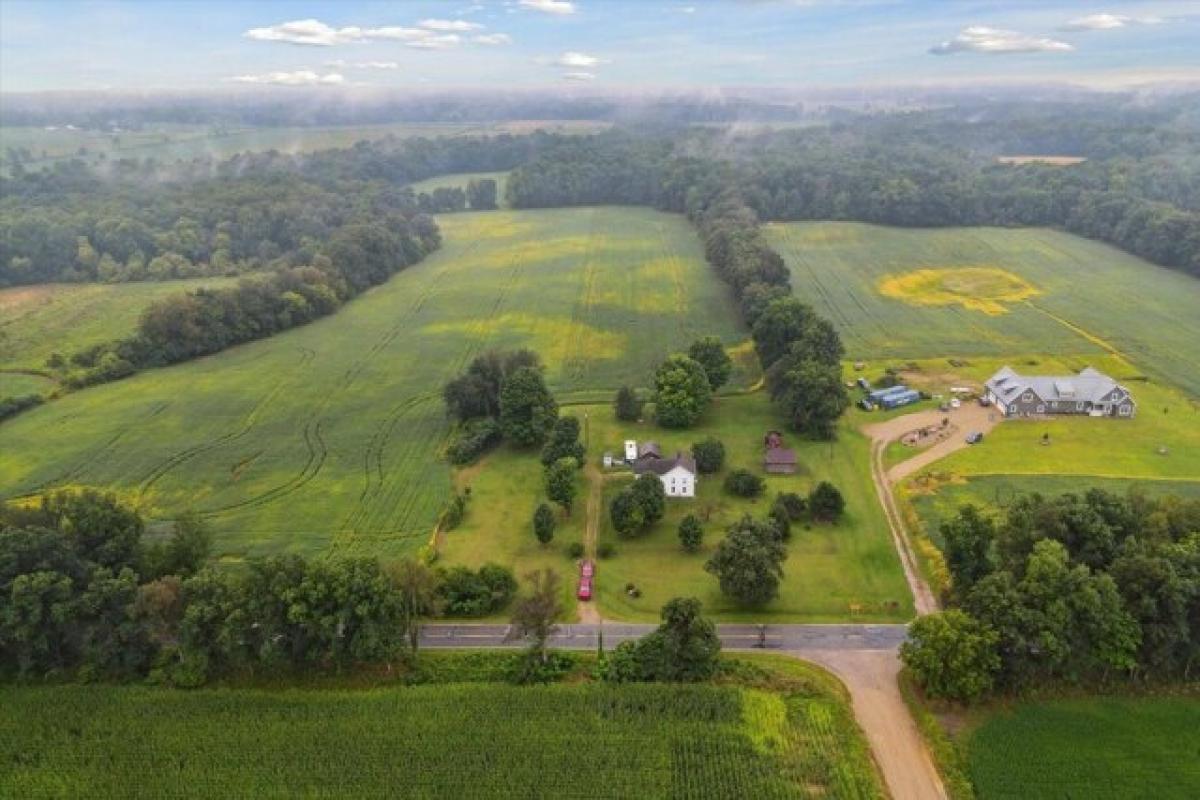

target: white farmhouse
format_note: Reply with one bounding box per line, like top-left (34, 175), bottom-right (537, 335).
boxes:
top-left (631, 448), bottom-right (697, 498)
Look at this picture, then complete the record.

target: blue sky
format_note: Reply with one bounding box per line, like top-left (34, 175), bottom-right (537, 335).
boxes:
top-left (2, 1), bottom-right (1198, 92)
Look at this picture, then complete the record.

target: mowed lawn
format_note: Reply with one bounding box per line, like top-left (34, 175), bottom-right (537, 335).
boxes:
top-left (0, 657), bottom-right (884, 800)
top-left (447, 391), bottom-right (913, 622)
top-left (766, 222), bottom-right (1200, 398)
top-left (0, 278), bottom-right (238, 374)
top-left (0, 208), bottom-right (744, 560)
top-left (963, 696), bottom-right (1200, 799)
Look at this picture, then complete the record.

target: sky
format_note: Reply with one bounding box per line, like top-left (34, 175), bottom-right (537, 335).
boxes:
top-left (1, 0), bottom-right (1198, 93)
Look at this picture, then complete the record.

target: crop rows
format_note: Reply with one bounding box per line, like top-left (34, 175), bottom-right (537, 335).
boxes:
top-left (0, 682), bottom-right (881, 799)
top-left (0, 208), bottom-right (743, 560)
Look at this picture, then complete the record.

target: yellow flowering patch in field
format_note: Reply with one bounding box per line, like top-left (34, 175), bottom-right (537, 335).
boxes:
top-left (420, 312), bottom-right (627, 365)
top-left (878, 267), bottom-right (1040, 315)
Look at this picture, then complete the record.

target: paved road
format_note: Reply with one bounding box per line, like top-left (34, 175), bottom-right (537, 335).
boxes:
top-left (420, 622), bottom-right (908, 651)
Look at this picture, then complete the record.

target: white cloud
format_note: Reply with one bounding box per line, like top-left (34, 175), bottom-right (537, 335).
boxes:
top-left (555, 51), bottom-right (605, 67)
top-left (244, 19), bottom-right (469, 49)
top-left (678, 5), bottom-right (697, 13)
top-left (244, 19), bottom-right (364, 46)
top-left (520, 0), bottom-right (576, 15)
top-left (1060, 13), bottom-right (1164, 31)
top-left (562, 71), bottom-right (595, 81)
top-left (418, 18), bottom-right (483, 32)
top-left (229, 70), bottom-right (346, 86)
top-left (930, 26), bottom-right (1074, 55)
top-left (326, 60), bottom-right (399, 70)
top-left (474, 33), bottom-right (514, 45)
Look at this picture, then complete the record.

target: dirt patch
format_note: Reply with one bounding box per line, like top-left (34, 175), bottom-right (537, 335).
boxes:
top-left (878, 267), bottom-right (1040, 315)
top-left (0, 285), bottom-right (56, 313)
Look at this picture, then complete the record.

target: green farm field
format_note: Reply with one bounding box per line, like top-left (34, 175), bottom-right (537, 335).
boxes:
top-left (0, 654), bottom-right (884, 800)
top-left (409, 170), bottom-right (510, 206)
top-left (962, 696), bottom-right (1200, 799)
top-left (766, 222), bottom-right (1200, 398)
top-left (447, 391), bottom-right (913, 623)
top-left (0, 208), bottom-right (745, 560)
top-left (0, 278), bottom-right (238, 375)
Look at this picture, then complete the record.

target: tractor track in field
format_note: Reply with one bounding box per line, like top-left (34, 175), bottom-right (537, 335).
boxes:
top-left (133, 348), bottom-right (313, 498)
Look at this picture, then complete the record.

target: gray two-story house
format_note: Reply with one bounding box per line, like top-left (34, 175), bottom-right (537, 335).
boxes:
top-left (984, 366), bottom-right (1136, 418)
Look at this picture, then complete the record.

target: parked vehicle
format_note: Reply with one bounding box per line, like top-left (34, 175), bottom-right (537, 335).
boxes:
top-left (950, 398), bottom-right (961, 409)
top-left (856, 377), bottom-right (871, 391)
top-left (966, 431), bottom-right (984, 444)
top-left (859, 398), bottom-right (876, 411)
top-left (577, 576), bottom-right (593, 600)
top-left (880, 389), bottom-right (921, 410)
top-left (580, 559), bottom-right (595, 578)
top-left (867, 384), bottom-right (910, 403)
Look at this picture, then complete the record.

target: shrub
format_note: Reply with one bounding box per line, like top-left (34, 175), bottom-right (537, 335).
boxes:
top-left (439, 493), bottom-right (468, 532)
top-left (0, 393), bottom-right (44, 422)
top-left (691, 437), bottom-right (725, 474)
top-left (774, 492), bottom-right (807, 520)
top-left (532, 503), bottom-right (556, 545)
top-left (614, 385), bottom-right (643, 422)
top-left (808, 481), bottom-right (845, 522)
top-left (438, 563), bottom-right (517, 617)
top-left (446, 418), bottom-right (501, 465)
top-left (566, 542), bottom-right (585, 559)
top-left (678, 515), bottom-right (704, 552)
top-left (723, 468), bottom-right (764, 498)
top-left (597, 542), bottom-right (615, 559)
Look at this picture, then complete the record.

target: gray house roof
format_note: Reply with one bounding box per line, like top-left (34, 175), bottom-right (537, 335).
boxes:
top-left (986, 366), bottom-right (1129, 405)
top-left (632, 451), bottom-right (696, 477)
top-left (637, 441), bottom-right (662, 460)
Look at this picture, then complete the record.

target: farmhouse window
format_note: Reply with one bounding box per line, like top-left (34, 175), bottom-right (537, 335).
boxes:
top-left (1076, 402), bottom-right (1085, 411)
top-left (1120, 405), bottom-right (1131, 416)
top-left (1023, 393), bottom-right (1033, 402)
top-left (1036, 405), bottom-right (1045, 413)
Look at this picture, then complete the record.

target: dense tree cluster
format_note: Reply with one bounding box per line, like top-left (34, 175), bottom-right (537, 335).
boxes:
top-left (602, 597), bottom-right (721, 682)
top-left (443, 349), bottom-right (556, 463)
top-left (610, 474), bottom-right (667, 538)
top-left (0, 134), bottom-right (537, 287)
top-left (705, 515), bottom-right (789, 606)
top-left (903, 490), bottom-right (1200, 702)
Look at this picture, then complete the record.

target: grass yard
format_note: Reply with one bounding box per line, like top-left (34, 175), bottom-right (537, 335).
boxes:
top-left (766, 223), bottom-right (1200, 398)
top-left (0, 278), bottom-right (238, 375)
top-left (0, 208), bottom-right (745, 561)
top-left (0, 653), bottom-right (883, 800)
top-left (409, 170), bottom-right (510, 206)
top-left (448, 391), bottom-right (912, 622)
top-left (962, 696), bottom-right (1200, 799)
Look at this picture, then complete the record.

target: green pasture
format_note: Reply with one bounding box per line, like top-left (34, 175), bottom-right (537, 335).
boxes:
top-left (963, 696), bottom-right (1200, 799)
top-left (0, 653), bottom-right (881, 800)
top-left (0, 278), bottom-right (238, 374)
top-left (450, 391), bottom-right (913, 622)
top-left (0, 208), bottom-right (744, 560)
top-left (766, 222), bottom-right (1200, 398)
top-left (409, 170), bottom-right (510, 207)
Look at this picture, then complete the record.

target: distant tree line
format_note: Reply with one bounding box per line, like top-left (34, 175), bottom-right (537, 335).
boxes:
top-left (902, 489), bottom-right (1200, 703)
top-left (504, 121), bottom-right (1200, 279)
top-left (0, 135), bottom-right (533, 287)
top-left (57, 216), bottom-right (440, 389)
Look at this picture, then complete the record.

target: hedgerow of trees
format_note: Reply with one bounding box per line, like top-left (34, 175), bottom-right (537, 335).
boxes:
top-left (902, 489), bottom-right (1200, 703)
